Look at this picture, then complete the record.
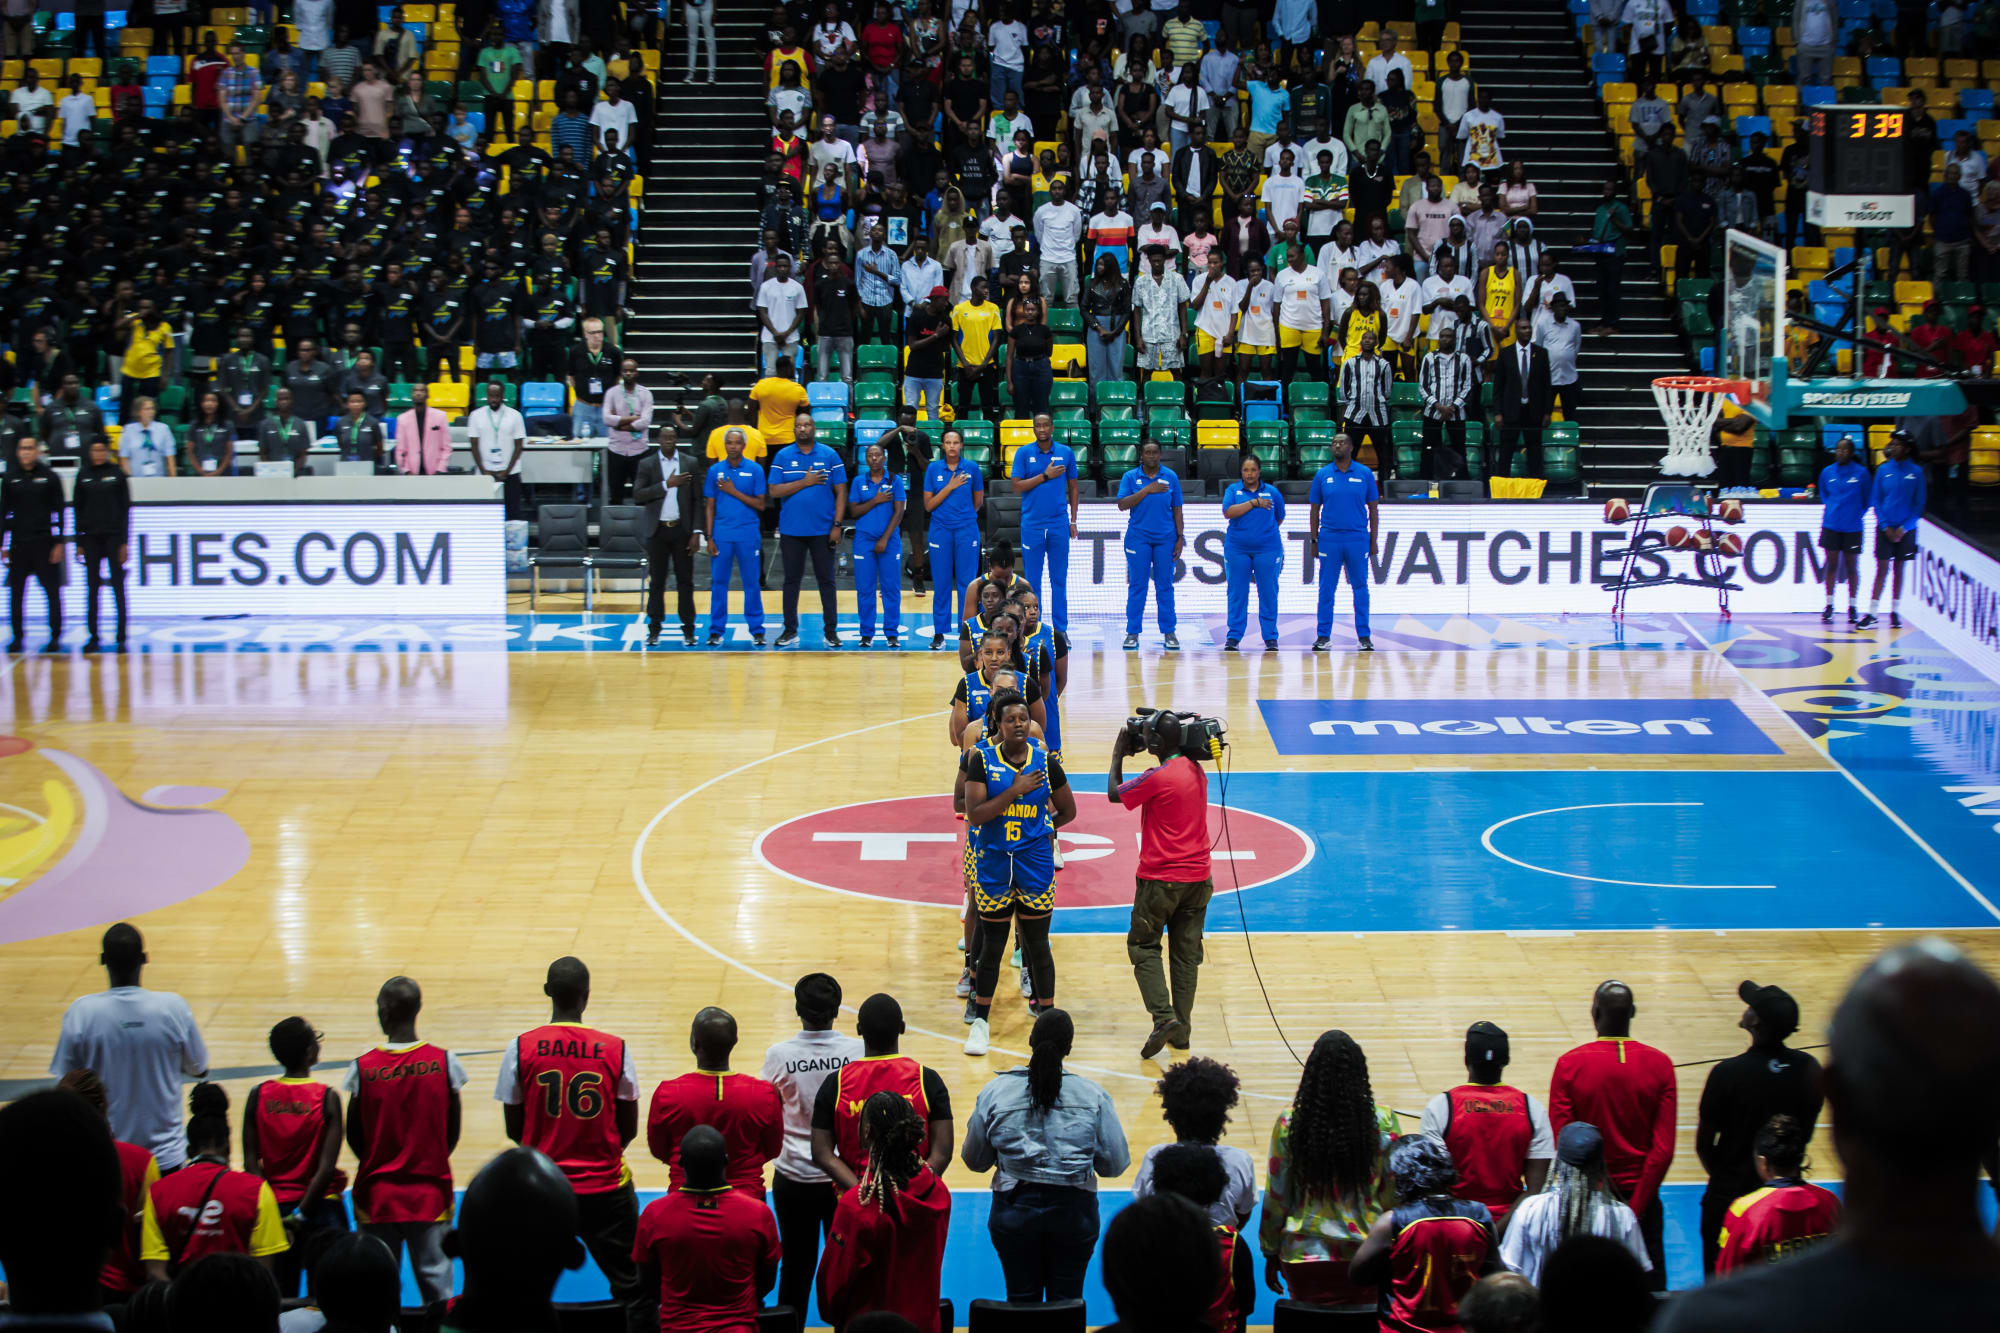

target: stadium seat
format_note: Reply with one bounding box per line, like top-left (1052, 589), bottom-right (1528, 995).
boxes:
top-left (807, 382), bottom-right (849, 420)
top-left (1150, 413), bottom-right (1193, 448)
top-left (853, 382), bottom-right (896, 417)
top-left (1196, 420), bottom-right (1241, 449)
top-left (1143, 380), bottom-right (1187, 415)
top-left (856, 344), bottom-right (899, 380)
top-left (1096, 381), bottom-right (1138, 418)
top-left (853, 417), bottom-right (896, 448)
top-left (520, 382), bottom-right (566, 414)
top-left (1288, 381), bottom-right (1332, 420)
top-left (428, 380), bottom-right (470, 412)
top-left (1049, 381), bottom-right (1090, 414)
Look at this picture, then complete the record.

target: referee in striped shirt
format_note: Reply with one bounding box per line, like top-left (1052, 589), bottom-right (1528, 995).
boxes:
top-left (1337, 330), bottom-right (1396, 478)
top-left (1419, 327), bottom-right (1477, 481)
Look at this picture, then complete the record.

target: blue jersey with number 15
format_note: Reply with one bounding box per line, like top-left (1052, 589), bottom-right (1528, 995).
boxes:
top-left (971, 737), bottom-right (1053, 851)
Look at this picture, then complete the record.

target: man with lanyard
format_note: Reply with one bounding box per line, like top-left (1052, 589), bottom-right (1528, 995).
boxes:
top-left (566, 317), bottom-right (620, 440)
top-left (632, 424), bottom-right (699, 648)
top-left (1859, 430), bottom-right (1926, 629)
top-left (1307, 432), bottom-right (1379, 651)
top-left (601, 357), bottom-right (653, 504)
top-left (218, 325), bottom-right (273, 435)
top-left (122, 398), bottom-right (179, 478)
top-left (1009, 413), bottom-right (1079, 634)
top-left (767, 410), bottom-right (848, 650)
top-left (704, 428), bottom-right (770, 648)
top-left (259, 387), bottom-right (318, 476)
top-left (39, 374), bottom-right (106, 462)
top-left (959, 689), bottom-right (1077, 1056)
top-left (1115, 438), bottom-right (1185, 652)
top-left (334, 391), bottom-right (385, 469)
top-left (468, 381), bottom-right (528, 519)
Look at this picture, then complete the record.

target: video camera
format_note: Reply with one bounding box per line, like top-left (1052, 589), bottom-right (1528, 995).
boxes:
top-left (1120, 708), bottom-right (1228, 763)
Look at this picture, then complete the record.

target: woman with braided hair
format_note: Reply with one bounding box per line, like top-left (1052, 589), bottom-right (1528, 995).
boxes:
top-left (962, 1009), bottom-right (1131, 1302)
top-left (817, 1092), bottom-right (952, 1332)
top-left (1258, 1030), bottom-right (1398, 1307)
top-left (1498, 1120), bottom-right (1650, 1286)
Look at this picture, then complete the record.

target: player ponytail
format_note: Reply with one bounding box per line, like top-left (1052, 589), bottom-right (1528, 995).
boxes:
top-left (856, 1091), bottom-right (924, 1217)
top-left (1755, 1114), bottom-right (1811, 1179)
top-left (1027, 1007), bottom-right (1073, 1114)
top-left (986, 539), bottom-right (1015, 572)
top-left (187, 1082), bottom-right (231, 1155)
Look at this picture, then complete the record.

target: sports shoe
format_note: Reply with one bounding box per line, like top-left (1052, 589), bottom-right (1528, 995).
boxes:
top-left (1139, 1018), bottom-right (1182, 1060)
top-left (1854, 613), bottom-right (1878, 629)
top-left (1313, 636), bottom-right (1330, 651)
top-left (1847, 607), bottom-right (1858, 625)
top-left (1163, 633), bottom-right (1180, 650)
top-left (887, 635), bottom-right (900, 648)
top-left (964, 1017), bottom-right (990, 1055)
top-left (860, 636), bottom-right (874, 647)
top-left (682, 631), bottom-right (696, 647)
top-left (1122, 634), bottom-right (1139, 649)
top-left (645, 629), bottom-right (660, 647)
top-left (1019, 966), bottom-right (1034, 998)
top-left (824, 632), bottom-right (843, 649)
top-left (1359, 637), bottom-right (1375, 651)
top-left (931, 634), bottom-right (946, 650)
top-left (1820, 606), bottom-right (1834, 623)
top-left (82, 636), bottom-right (100, 654)
top-left (1264, 639), bottom-right (1279, 650)
top-left (1224, 638), bottom-right (1240, 651)
top-left (775, 630), bottom-right (800, 648)
top-left (955, 967), bottom-right (973, 998)
top-left (751, 633), bottom-right (767, 647)
top-left (1889, 611), bottom-right (1901, 628)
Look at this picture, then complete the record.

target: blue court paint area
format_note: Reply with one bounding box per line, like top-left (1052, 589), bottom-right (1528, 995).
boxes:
top-left (1050, 770), bottom-right (1999, 935)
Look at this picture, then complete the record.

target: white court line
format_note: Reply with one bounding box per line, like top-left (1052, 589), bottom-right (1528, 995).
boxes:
top-left (1675, 613), bottom-right (2000, 925)
top-left (1480, 802), bottom-right (1779, 891)
top-left (628, 709), bottom-right (1291, 1100)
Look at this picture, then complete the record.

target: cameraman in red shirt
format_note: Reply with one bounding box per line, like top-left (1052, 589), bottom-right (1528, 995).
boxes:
top-left (1108, 711), bottom-right (1216, 1061)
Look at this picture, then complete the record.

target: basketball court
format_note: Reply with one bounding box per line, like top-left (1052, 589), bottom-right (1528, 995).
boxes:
top-left (5, 590), bottom-right (2000, 1317)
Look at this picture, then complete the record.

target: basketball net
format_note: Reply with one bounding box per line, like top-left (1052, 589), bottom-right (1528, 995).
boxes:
top-left (1651, 377), bottom-right (1742, 479)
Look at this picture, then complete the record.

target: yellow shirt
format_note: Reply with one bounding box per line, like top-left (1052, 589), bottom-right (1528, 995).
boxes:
top-left (705, 423), bottom-right (770, 460)
top-left (122, 320), bottom-right (175, 379)
top-left (750, 376), bottom-right (810, 445)
top-left (952, 300), bottom-right (1004, 366)
top-left (139, 1175), bottom-right (289, 1262)
top-left (1341, 307), bottom-right (1384, 361)
top-left (1482, 266), bottom-right (1518, 346)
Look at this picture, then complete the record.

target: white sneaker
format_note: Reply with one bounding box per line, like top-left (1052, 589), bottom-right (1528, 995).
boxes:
top-left (1052, 843), bottom-right (1065, 870)
top-left (1019, 965), bottom-right (1034, 998)
top-left (955, 967), bottom-right (974, 998)
top-left (964, 1017), bottom-right (990, 1055)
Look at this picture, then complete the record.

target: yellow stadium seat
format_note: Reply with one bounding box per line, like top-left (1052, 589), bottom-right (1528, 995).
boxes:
top-left (1722, 83), bottom-right (1758, 107)
top-left (1793, 246), bottom-right (1830, 270)
top-left (1712, 53), bottom-right (1744, 75)
top-left (1764, 84), bottom-right (1798, 106)
top-left (1906, 57), bottom-right (1940, 80)
top-left (30, 58), bottom-right (62, 80)
top-left (213, 6), bottom-right (249, 22)
top-left (429, 380), bottom-right (470, 411)
top-left (640, 48), bottom-right (659, 72)
top-left (1196, 420), bottom-right (1241, 448)
top-left (1946, 58), bottom-right (1979, 80)
top-left (1834, 56), bottom-right (1863, 78)
top-left (171, 82), bottom-right (190, 104)
top-left (69, 57), bottom-right (101, 78)
top-left (1051, 343), bottom-right (1085, 375)
top-left (1895, 280), bottom-right (1934, 305)
top-left (404, 4), bottom-right (436, 19)
top-left (1702, 24), bottom-right (1731, 44)
top-left (1602, 81), bottom-right (1637, 104)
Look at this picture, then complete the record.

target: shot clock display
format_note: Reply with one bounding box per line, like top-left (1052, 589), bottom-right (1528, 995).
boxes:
top-left (1805, 104), bottom-right (1914, 226)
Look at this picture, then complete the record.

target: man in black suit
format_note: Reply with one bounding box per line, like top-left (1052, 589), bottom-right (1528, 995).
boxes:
top-left (1171, 122), bottom-right (1221, 240)
top-left (633, 424), bottom-right (700, 647)
top-left (1492, 315), bottom-right (1552, 482)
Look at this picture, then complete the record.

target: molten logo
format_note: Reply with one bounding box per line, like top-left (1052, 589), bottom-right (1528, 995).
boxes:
top-left (1260, 699), bottom-right (1782, 756)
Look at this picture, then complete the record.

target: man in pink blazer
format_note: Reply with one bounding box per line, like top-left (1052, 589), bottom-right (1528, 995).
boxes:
top-left (395, 383), bottom-right (455, 475)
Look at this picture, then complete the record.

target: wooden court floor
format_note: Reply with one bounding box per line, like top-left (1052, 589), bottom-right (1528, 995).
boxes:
top-left (5, 628), bottom-right (1998, 1194)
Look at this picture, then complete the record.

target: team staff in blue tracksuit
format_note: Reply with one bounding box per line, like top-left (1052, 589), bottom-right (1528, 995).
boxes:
top-left (703, 427), bottom-right (769, 646)
top-left (767, 412), bottom-right (848, 649)
top-left (848, 440), bottom-right (908, 646)
top-left (1115, 439), bottom-right (1185, 651)
top-left (1817, 434), bottom-right (1872, 625)
top-left (1222, 452), bottom-right (1287, 650)
top-left (1009, 413), bottom-right (1080, 634)
top-left (1858, 428), bottom-right (1927, 630)
top-left (924, 425), bottom-right (985, 650)
top-left (1308, 432), bottom-right (1380, 652)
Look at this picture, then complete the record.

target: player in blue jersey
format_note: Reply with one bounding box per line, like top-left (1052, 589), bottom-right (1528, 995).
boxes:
top-left (1857, 429), bottom-right (1927, 629)
top-left (959, 690), bottom-right (1076, 1057)
top-left (1817, 434), bottom-right (1872, 625)
top-left (1007, 589), bottom-right (1069, 763)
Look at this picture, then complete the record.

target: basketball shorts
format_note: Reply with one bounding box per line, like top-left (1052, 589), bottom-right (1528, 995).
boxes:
top-left (1195, 328), bottom-right (1221, 356)
top-left (1278, 326), bottom-right (1322, 353)
top-left (1877, 529), bottom-right (1919, 560)
top-left (1237, 342), bottom-right (1275, 356)
top-left (973, 841), bottom-right (1056, 915)
top-left (1819, 527), bottom-right (1863, 553)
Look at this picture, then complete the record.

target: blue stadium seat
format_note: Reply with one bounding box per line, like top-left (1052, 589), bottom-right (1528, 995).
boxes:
top-left (1735, 115), bottom-right (1772, 143)
top-left (807, 382), bottom-right (849, 418)
top-left (106, 8), bottom-right (126, 27)
top-left (1837, 0), bottom-right (1871, 16)
top-left (1737, 24), bottom-right (1773, 51)
top-left (1800, 83), bottom-right (1839, 107)
top-left (1687, 0), bottom-right (1720, 17)
top-left (853, 417), bottom-right (896, 448)
top-left (1869, 0), bottom-right (1896, 18)
top-left (1938, 118), bottom-right (1977, 143)
top-left (1592, 53), bottom-right (1626, 77)
top-left (1699, 343), bottom-right (1717, 373)
top-left (94, 386), bottom-right (120, 415)
top-left (1961, 90), bottom-right (1995, 116)
top-left (520, 382), bottom-right (566, 414)
top-left (146, 54), bottom-right (181, 75)
top-left (1823, 424), bottom-right (1864, 450)
top-left (1864, 55), bottom-right (1901, 82)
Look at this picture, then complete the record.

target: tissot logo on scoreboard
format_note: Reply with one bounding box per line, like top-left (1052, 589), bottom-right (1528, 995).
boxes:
top-left (754, 795), bottom-right (1314, 908)
top-left (123, 504), bottom-right (506, 615)
top-left (1061, 502), bottom-right (1831, 614)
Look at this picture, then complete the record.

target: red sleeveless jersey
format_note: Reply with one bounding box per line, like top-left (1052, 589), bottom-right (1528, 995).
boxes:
top-left (1204, 1224), bottom-right (1241, 1333)
top-left (350, 1043), bottom-right (455, 1223)
top-left (646, 1070), bottom-right (785, 1194)
top-left (1382, 1199), bottom-right (1494, 1333)
top-left (1714, 1180), bottom-right (1841, 1274)
top-left (101, 1140), bottom-right (158, 1294)
top-left (1443, 1083), bottom-right (1534, 1220)
top-left (830, 1056), bottom-right (931, 1169)
top-left (513, 1023), bottom-right (631, 1195)
top-left (147, 1161), bottom-right (271, 1270)
top-left (251, 1078), bottom-right (349, 1209)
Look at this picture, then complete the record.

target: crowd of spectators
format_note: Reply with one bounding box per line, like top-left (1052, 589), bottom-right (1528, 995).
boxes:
top-left (15, 921), bottom-right (2000, 1332)
top-left (752, 4), bottom-right (1591, 484)
top-left (0, 0), bottom-right (658, 478)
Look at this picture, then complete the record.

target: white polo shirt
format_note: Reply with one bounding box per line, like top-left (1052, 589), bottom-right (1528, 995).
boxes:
top-left (467, 403), bottom-right (528, 475)
top-left (1193, 272), bottom-right (1241, 340)
top-left (1276, 263), bottom-right (1324, 331)
top-left (50, 986), bottom-right (209, 1169)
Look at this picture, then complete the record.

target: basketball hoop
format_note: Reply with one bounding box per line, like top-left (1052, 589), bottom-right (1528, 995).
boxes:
top-left (1652, 376), bottom-right (1746, 479)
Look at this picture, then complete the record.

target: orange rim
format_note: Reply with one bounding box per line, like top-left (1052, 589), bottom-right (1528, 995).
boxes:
top-left (1653, 376), bottom-right (1751, 397)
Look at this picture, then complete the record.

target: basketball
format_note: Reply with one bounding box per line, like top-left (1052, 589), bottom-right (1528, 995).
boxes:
top-left (1689, 529), bottom-right (1717, 552)
top-left (1716, 498), bottom-right (1745, 524)
top-left (1716, 532), bottom-right (1745, 557)
top-left (1604, 497), bottom-right (1632, 523)
top-left (1666, 525), bottom-right (1692, 549)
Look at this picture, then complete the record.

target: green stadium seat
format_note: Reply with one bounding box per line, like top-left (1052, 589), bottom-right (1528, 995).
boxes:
top-left (1150, 413), bottom-right (1193, 448)
top-left (853, 382), bottom-right (897, 416)
top-left (857, 344), bottom-right (900, 379)
top-left (818, 421), bottom-right (852, 454)
top-left (387, 382), bottom-right (416, 411)
top-left (1938, 281), bottom-right (1978, 306)
top-left (1096, 381), bottom-right (1138, 418)
top-left (1050, 381), bottom-right (1090, 413)
top-left (157, 384), bottom-right (188, 419)
top-left (1143, 380), bottom-right (1187, 413)
top-left (1395, 446), bottom-right (1425, 476)
top-left (1195, 383), bottom-right (1236, 420)
top-left (956, 419), bottom-right (995, 448)
top-left (961, 442), bottom-right (993, 469)
top-left (1543, 445), bottom-right (1580, 483)
top-left (1682, 307), bottom-right (1716, 337)
top-left (1295, 421), bottom-right (1337, 470)
top-left (1288, 381), bottom-right (1331, 421)
top-left (1390, 382), bottom-right (1424, 412)
top-left (1046, 307), bottom-right (1084, 336)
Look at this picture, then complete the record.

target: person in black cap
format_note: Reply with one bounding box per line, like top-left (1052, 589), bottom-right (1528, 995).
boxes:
top-left (1497, 1121), bottom-right (1652, 1286)
top-left (1418, 1022), bottom-right (1554, 1228)
top-left (1693, 978), bottom-right (1824, 1275)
